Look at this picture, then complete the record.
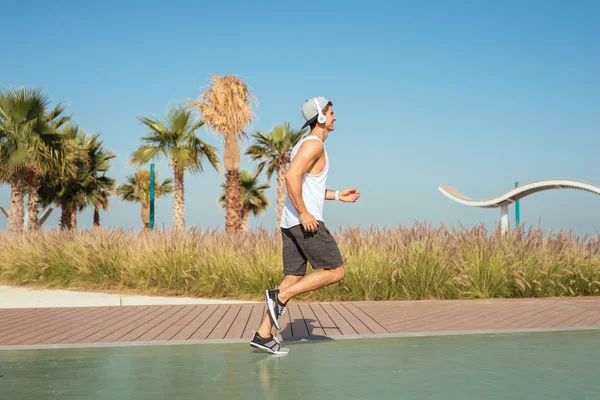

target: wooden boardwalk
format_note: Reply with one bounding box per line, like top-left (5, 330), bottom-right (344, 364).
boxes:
top-left (2, 297), bottom-right (600, 348)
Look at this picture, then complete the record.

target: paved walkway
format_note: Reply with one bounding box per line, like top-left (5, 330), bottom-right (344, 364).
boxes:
top-left (0, 285), bottom-right (257, 308)
top-left (2, 297), bottom-right (600, 349)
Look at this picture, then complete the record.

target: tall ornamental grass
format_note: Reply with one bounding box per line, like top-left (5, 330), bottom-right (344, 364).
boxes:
top-left (1, 223), bottom-right (599, 301)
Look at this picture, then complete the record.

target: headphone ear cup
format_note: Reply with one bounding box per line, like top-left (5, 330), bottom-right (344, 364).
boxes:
top-left (312, 97), bottom-right (327, 124)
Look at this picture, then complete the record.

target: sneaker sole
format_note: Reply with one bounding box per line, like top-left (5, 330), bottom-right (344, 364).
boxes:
top-left (265, 289), bottom-right (281, 330)
top-left (249, 341), bottom-right (289, 355)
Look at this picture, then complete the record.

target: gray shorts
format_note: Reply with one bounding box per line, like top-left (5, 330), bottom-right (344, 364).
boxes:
top-left (281, 221), bottom-right (344, 276)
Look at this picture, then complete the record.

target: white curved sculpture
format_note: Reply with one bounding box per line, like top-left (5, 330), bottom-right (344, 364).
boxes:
top-left (438, 178), bottom-right (600, 234)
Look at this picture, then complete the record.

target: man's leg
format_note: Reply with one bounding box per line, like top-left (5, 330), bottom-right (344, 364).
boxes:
top-left (256, 274), bottom-right (302, 338)
top-left (278, 265), bottom-right (344, 304)
top-left (265, 222), bottom-right (346, 329)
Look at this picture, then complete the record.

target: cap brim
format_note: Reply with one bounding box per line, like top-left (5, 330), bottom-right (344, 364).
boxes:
top-left (302, 115), bottom-right (317, 129)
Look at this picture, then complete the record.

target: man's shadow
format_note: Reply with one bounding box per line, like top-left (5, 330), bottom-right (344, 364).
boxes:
top-left (279, 318), bottom-right (335, 343)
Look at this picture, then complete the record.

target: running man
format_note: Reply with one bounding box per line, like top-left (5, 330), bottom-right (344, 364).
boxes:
top-left (249, 97), bottom-right (360, 355)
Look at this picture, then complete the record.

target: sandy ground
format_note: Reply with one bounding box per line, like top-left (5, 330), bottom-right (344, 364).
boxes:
top-left (0, 285), bottom-right (258, 308)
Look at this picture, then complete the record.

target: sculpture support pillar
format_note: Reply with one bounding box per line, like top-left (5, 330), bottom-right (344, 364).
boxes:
top-left (500, 203), bottom-right (509, 235)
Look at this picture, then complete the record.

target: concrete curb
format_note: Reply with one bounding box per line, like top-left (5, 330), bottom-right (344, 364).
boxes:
top-left (2, 326), bottom-right (599, 352)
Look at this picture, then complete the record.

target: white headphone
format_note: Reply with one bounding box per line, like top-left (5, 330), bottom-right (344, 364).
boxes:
top-left (312, 98), bottom-right (327, 124)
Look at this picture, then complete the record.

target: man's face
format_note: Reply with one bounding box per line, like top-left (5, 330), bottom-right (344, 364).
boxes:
top-left (324, 106), bottom-right (336, 131)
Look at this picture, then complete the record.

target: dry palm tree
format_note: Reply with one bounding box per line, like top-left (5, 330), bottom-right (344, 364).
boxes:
top-left (116, 169), bottom-right (173, 231)
top-left (245, 122), bottom-right (306, 230)
top-left (190, 74), bottom-right (257, 233)
top-left (218, 169), bottom-right (270, 232)
top-left (130, 106), bottom-right (220, 230)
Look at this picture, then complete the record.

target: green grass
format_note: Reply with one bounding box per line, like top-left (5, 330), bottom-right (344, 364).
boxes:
top-left (1, 223), bottom-right (599, 301)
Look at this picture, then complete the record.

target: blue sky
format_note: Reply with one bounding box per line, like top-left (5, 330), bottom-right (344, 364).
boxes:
top-left (1, 0), bottom-right (599, 235)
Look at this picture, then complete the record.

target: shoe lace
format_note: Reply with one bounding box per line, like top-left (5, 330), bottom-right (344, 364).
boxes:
top-left (278, 303), bottom-right (286, 317)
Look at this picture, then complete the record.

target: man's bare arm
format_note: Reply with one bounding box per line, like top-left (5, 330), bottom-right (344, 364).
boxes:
top-left (285, 140), bottom-right (324, 215)
top-left (325, 190), bottom-right (337, 200)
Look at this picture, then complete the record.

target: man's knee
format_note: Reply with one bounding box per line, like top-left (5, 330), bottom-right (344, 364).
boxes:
top-left (331, 265), bottom-right (345, 282)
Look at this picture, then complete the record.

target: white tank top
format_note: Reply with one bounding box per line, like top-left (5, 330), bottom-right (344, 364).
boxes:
top-left (280, 136), bottom-right (329, 228)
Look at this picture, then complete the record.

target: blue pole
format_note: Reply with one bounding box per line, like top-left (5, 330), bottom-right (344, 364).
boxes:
top-left (150, 164), bottom-right (155, 231)
top-left (515, 181), bottom-right (520, 227)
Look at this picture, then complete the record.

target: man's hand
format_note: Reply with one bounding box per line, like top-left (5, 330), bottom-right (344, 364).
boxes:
top-left (299, 211), bottom-right (319, 232)
top-left (339, 188), bottom-right (361, 203)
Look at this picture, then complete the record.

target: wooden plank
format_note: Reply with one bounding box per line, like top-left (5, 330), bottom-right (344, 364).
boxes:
top-left (208, 304), bottom-right (242, 340)
top-left (364, 302), bottom-right (456, 328)
top-left (155, 305), bottom-right (207, 340)
top-left (562, 310), bottom-right (600, 327)
top-left (78, 306), bottom-right (166, 343)
top-left (55, 307), bottom-right (146, 344)
top-left (309, 303), bottom-right (341, 336)
top-left (0, 307), bottom-right (81, 336)
top-left (0, 310), bottom-right (48, 333)
top-left (189, 305), bottom-right (230, 340)
top-left (297, 303), bottom-right (325, 336)
top-left (345, 303), bottom-right (388, 333)
top-left (376, 305), bottom-right (462, 331)
top-left (0, 307), bottom-right (97, 344)
top-left (0, 308), bottom-right (38, 321)
top-left (542, 306), bottom-right (592, 328)
top-left (170, 305), bottom-right (217, 341)
top-left (289, 304), bottom-right (309, 337)
top-left (225, 304), bottom-right (253, 339)
top-left (421, 304), bottom-right (504, 332)
top-left (133, 305), bottom-right (196, 342)
top-left (19, 307), bottom-right (119, 345)
top-left (0, 309), bottom-right (49, 327)
top-left (572, 310), bottom-right (600, 327)
top-left (25, 307), bottom-right (126, 344)
top-left (3, 298), bottom-right (600, 347)
top-left (321, 303), bottom-right (357, 335)
top-left (330, 303), bottom-right (371, 334)
top-left (115, 306), bottom-right (183, 342)
top-left (100, 306), bottom-right (175, 342)
top-left (464, 301), bottom-right (542, 330)
top-left (242, 304), bottom-right (266, 339)
top-left (494, 304), bottom-right (568, 329)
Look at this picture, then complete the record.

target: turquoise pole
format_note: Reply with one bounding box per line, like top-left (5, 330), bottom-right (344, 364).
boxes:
top-left (150, 164), bottom-right (155, 231)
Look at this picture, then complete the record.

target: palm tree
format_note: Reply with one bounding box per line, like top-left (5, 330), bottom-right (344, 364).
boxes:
top-left (129, 106), bottom-right (220, 230)
top-left (0, 87), bottom-right (73, 233)
top-left (245, 122), bottom-right (306, 230)
top-left (116, 169), bottom-right (173, 230)
top-left (218, 169), bottom-right (270, 232)
top-left (39, 123), bottom-right (115, 230)
top-left (89, 175), bottom-right (116, 229)
top-left (190, 74), bottom-right (257, 233)
top-left (25, 102), bottom-right (73, 231)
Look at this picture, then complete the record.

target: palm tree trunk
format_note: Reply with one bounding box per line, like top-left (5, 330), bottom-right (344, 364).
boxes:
top-left (172, 167), bottom-right (185, 230)
top-left (71, 208), bottom-right (77, 230)
top-left (240, 210), bottom-right (249, 232)
top-left (141, 202), bottom-right (150, 232)
top-left (60, 205), bottom-right (72, 230)
top-left (93, 206), bottom-right (100, 229)
top-left (225, 170), bottom-right (241, 232)
top-left (26, 174), bottom-right (41, 231)
top-left (8, 172), bottom-right (26, 234)
top-left (276, 159), bottom-right (287, 232)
